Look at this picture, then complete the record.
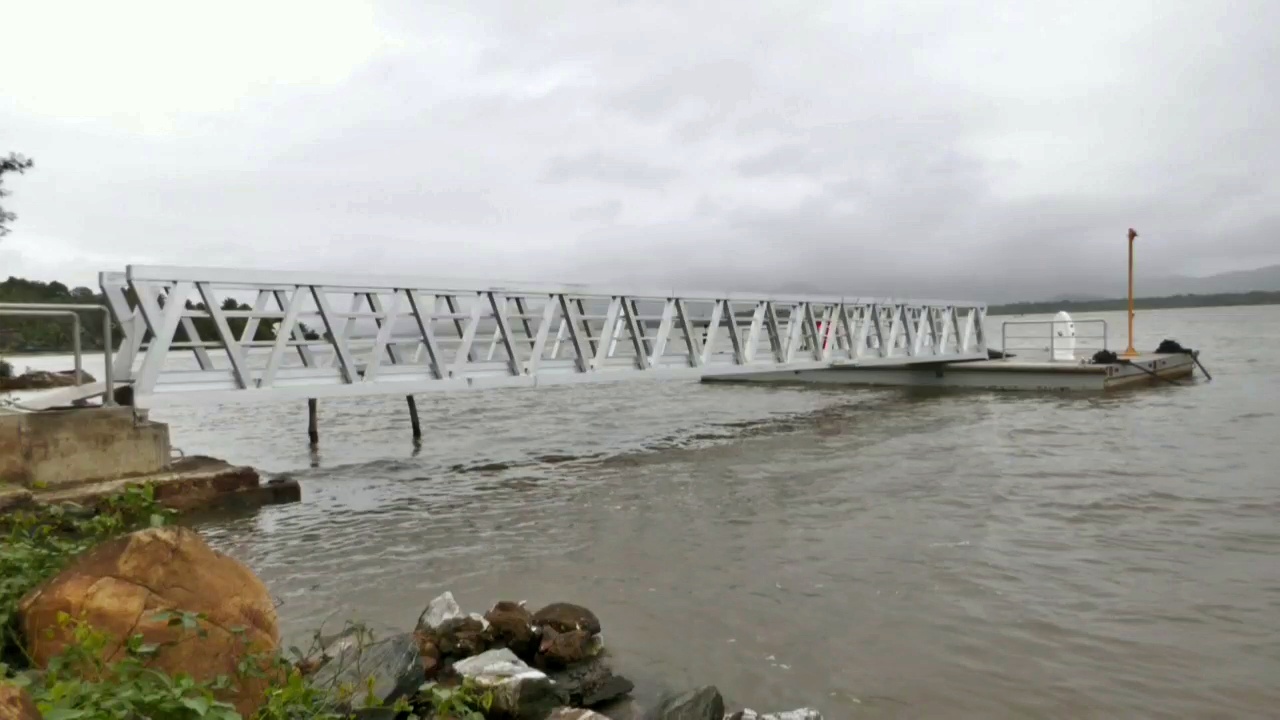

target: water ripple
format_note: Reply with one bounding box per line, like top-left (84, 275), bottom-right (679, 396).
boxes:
top-left (22, 307), bottom-right (1280, 718)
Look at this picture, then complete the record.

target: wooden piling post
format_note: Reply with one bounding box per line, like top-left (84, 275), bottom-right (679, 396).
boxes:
top-left (307, 398), bottom-right (319, 445)
top-left (406, 395), bottom-right (422, 441)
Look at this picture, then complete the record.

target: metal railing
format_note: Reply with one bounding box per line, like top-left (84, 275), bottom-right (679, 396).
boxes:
top-left (0, 303), bottom-right (115, 406)
top-left (1000, 318), bottom-right (1108, 362)
top-left (81, 264), bottom-right (989, 407)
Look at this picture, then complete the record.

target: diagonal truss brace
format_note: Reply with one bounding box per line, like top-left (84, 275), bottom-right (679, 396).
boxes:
top-left (99, 264), bottom-right (989, 407)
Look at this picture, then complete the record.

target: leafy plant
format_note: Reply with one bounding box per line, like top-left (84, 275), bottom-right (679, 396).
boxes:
top-left (0, 152), bottom-right (34, 239)
top-left (0, 487), bottom-right (465, 719)
top-left (419, 679), bottom-right (494, 720)
top-left (22, 611), bottom-right (242, 720)
top-left (0, 607), bottom-right (386, 720)
top-left (1, 483), bottom-right (173, 661)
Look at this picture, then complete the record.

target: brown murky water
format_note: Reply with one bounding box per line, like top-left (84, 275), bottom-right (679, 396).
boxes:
top-left (12, 305), bottom-right (1280, 718)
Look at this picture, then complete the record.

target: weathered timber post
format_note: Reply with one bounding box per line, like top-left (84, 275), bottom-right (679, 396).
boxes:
top-left (307, 398), bottom-right (319, 445)
top-left (406, 395), bottom-right (422, 441)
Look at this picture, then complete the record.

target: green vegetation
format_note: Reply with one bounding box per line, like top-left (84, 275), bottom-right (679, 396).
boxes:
top-left (0, 485), bottom-right (171, 649)
top-left (5, 609), bottom-right (347, 720)
top-left (0, 486), bottom-right (491, 719)
top-left (988, 290), bottom-right (1280, 316)
top-left (0, 152), bottom-right (34, 239)
top-left (0, 277), bottom-right (321, 356)
top-left (0, 277), bottom-right (105, 355)
top-left (420, 682), bottom-right (494, 720)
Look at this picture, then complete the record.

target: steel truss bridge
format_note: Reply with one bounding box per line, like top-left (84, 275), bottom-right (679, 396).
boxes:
top-left (22, 265), bottom-right (989, 409)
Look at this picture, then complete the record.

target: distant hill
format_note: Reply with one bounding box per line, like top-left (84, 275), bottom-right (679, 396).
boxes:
top-left (760, 264), bottom-right (1280, 304)
top-left (1143, 264), bottom-right (1280, 296)
top-left (989, 290), bottom-right (1280, 316)
top-left (984, 265), bottom-right (1280, 311)
top-left (1044, 293), bottom-right (1110, 303)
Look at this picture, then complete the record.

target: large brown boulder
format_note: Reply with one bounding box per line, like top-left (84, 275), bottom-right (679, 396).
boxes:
top-left (535, 626), bottom-right (594, 669)
top-left (485, 600), bottom-right (537, 661)
top-left (532, 602), bottom-right (601, 636)
top-left (0, 682), bottom-right (40, 720)
top-left (16, 526), bottom-right (279, 718)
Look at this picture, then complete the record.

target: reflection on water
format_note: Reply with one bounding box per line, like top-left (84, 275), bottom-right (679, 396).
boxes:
top-left (7, 305), bottom-right (1280, 718)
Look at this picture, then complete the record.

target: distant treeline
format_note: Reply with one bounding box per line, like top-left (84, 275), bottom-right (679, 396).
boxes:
top-left (4, 275), bottom-right (1278, 353)
top-left (988, 290), bottom-right (1280, 315)
top-left (0, 276), bottom-right (321, 355)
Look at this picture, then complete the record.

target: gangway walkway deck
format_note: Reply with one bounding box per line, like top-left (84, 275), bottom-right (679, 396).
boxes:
top-left (22, 265), bottom-right (989, 409)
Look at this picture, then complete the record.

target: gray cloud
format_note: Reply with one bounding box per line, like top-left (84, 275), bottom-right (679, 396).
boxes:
top-left (1, 0), bottom-right (1277, 302)
top-left (570, 199), bottom-right (623, 223)
top-left (543, 152), bottom-right (681, 189)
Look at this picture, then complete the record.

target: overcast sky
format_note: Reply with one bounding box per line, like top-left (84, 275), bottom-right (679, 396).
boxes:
top-left (2, 0), bottom-right (1276, 302)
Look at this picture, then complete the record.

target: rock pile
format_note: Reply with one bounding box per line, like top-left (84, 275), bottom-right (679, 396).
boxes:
top-left (305, 591), bottom-right (635, 719)
top-left (302, 592), bottom-right (823, 720)
top-left (10, 522), bottom-right (825, 720)
top-left (302, 589), bottom-right (637, 717)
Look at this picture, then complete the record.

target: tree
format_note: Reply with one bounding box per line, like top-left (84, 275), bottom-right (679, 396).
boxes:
top-left (0, 152), bottom-right (35, 238)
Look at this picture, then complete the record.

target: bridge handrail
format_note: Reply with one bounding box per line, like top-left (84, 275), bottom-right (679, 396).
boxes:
top-left (125, 265), bottom-right (988, 308)
top-left (56, 265), bottom-right (994, 408)
top-left (0, 303), bottom-right (116, 405)
top-left (999, 318), bottom-right (1108, 360)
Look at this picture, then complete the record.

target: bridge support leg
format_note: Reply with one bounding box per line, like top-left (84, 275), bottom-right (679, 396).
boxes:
top-left (406, 395), bottom-right (422, 441)
top-left (307, 398), bottom-right (319, 445)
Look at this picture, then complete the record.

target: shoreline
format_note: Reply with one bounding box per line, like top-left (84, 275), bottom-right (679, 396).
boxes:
top-left (0, 454), bottom-right (301, 516)
top-left (987, 295), bottom-right (1280, 315)
top-left (2, 494), bottom-right (824, 720)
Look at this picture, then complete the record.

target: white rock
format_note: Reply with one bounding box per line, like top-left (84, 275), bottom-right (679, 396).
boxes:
top-left (418, 591), bottom-right (462, 629)
top-left (453, 647), bottom-right (548, 684)
top-left (731, 709), bottom-right (824, 720)
top-left (546, 708), bottom-right (611, 720)
top-left (452, 648), bottom-right (563, 719)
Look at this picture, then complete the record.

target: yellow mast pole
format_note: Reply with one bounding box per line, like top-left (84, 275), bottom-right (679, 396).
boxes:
top-left (1123, 227), bottom-right (1138, 357)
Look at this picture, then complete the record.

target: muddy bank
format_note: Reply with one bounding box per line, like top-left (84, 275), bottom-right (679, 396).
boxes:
top-left (6, 518), bottom-right (824, 720)
top-left (0, 455), bottom-right (300, 516)
top-left (0, 368), bottom-right (94, 392)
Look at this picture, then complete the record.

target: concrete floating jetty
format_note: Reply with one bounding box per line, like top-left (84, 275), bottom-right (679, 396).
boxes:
top-left (704, 350), bottom-right (1198, 392)
top-left (705, 308), bottom-right (1208, 393)
top-left (0, 405), bottom-right (299, 515)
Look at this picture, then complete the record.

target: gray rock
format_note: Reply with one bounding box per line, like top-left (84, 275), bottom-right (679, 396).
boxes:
top-left (433, 615), bottom-right (490, 657)
top-left (545, 655), bottom-right (634, 707)
top-left (453, 648), bottom-right (567, 720)
top-left (646, 686), bottom-right (725, 720)
top-left (414, 591), bottom-right (492, 674)
top-left (547, 709), bottom-right (612, 720)
top-left (315, 622), bottom-right (378, 659)
top-left (725, 711), bottom-right (824, 720)
top-left (417, 591), bottom-right (463, 631)
top-left (309, 631), bottom-right (423, 711)
top-left (596, 697), bottom-right (646, 720)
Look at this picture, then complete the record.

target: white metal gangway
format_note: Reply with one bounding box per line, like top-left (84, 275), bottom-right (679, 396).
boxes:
top-left (24, 265), bottom-right (989, 409)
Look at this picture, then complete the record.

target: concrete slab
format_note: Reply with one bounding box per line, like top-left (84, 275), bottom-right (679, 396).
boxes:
top-left (0, 406), bottom-right (169, 488)
top-left (0, 405), bottom-right (300, 517)
top-left (3, 455), bottom-right (300, 515)
top-left (702, 352), bottom-right (1200, 392)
